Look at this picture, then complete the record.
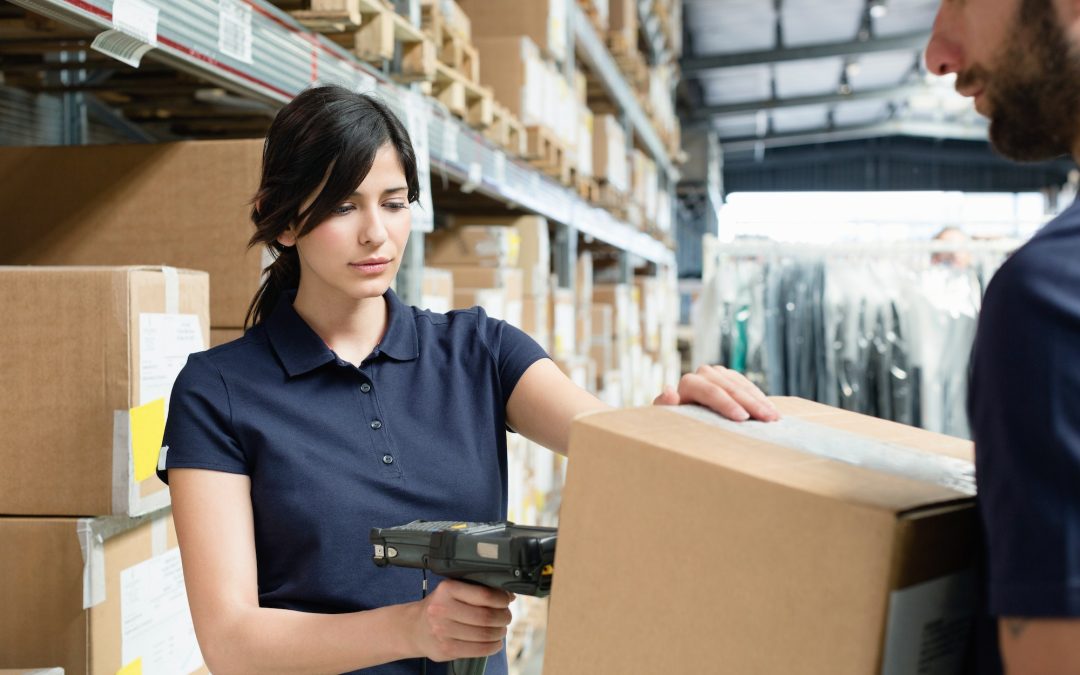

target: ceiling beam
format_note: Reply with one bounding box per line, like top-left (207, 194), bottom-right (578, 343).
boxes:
top-left (719, 118), bottom-right (989, 153)
top-left (695, 82), bottom-right (927, 118)
top-left (682, 30), bottom-right (931, 72)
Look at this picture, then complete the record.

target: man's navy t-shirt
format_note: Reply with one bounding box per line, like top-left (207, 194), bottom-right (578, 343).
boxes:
top-left (158, 289), bottom-right (549, 675)
top-left (969, 198), bottom-right (1080, 672)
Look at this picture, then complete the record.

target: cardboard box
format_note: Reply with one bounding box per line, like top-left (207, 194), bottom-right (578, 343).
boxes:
top-left (549, 288), bottom-right (576, 358)
top-left (454, 287), bottom-right (509, 324)
top-left (421, 267), bottom-right (454, 314)
top-left (0, 669), bottom-right (64, 674)
top-left (0, 267), bottom-right (209, 517)
top-left (0, 140), bottom-right (263, 329)
top-left (446, 215), bottom-right (550, 295)
top-left (428, 225), bottom-right (521, 268)
top-left (211, 328), bottom-right (245, 348)
top-left (608, 0), bottom-right (638, 48)
top-left (522, 293), bottom-right (551, 344)
top-left (0, 510), bottom-right (208, 675)
top-left (546, 398), bottom-right (979, 675)
top-left (473, 36), bottom-right (548, 129)
top-left (593, 115), bottom-right (629, 192)
top-left (459, 0), bottom-right (568, 62)
top-left (554, 355), bottom-right (590, 391)
top-left (437, 266), bottom-right (523, 301)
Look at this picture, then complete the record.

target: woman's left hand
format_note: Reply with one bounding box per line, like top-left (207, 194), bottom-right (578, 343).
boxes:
top-left (653, 364), bottom-right (780, 422)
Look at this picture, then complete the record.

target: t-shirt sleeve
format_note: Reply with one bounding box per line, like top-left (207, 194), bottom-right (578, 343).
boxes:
top-left (969, 247), bottom-right (1080, 617)
top-left (476, 307), bottom-right (550, 408)
top-left (156, 352), bottom-right (248, 485)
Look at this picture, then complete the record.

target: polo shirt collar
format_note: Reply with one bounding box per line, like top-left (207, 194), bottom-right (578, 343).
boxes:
top-left (266, 289), bottom-right (419, 378)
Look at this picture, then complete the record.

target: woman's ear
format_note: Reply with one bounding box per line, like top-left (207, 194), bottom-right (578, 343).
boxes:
top-left (277, 228), bottom-right (297, 247)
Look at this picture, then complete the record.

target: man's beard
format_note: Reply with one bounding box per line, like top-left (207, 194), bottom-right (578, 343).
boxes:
top-left (965, 0), bottom-right (1080, 162)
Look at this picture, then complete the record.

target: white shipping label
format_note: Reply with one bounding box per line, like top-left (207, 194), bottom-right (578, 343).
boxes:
top-left (112, 0), bottom-right (158, 44)
top-left (121, 548), bottom-right (204, 674)
top-left (881, 571), bottom-right (977, 675)
top-left (404, 92), bottom-right (435, 232)
top-left (218, 0), bottom-right (254, 64)
top-left (139, 314), bottom-right (206, 408)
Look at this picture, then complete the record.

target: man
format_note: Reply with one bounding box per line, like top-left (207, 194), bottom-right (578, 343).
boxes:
top-left (926, 1), bottom-right (1080, 672)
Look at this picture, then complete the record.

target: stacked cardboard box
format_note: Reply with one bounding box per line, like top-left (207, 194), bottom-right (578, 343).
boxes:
top-left (0, 267), bottom-right (210, 674)
top-left (0, 140), bottom-right (265, 332)
top-left (459, 0), bottom-right (568, 63)
top-left (593, 114), bottom-right (630, 195)
top-left (420, 267), bottom-right (455, 314)
top-left (630, 148), bottom-right (659, 229)
top-left (546, 398), bottom-right (979, 674)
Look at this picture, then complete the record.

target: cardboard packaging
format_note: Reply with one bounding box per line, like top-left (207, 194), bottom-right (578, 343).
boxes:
top-left (441, 267), bottom-right (524, 328)
top-left (0, 266), bottom-right (209, 517)
top-left (522, 294), bottom-right (551, 351)
top-left (454, 287), bottom-right (509, 325)
top-left (554, 355), bottom-right (590, 391)
top-left (446, 215), bottom-right (550, 295)
top-left (459, 0), bottom-right (568, 62)
top-left (593, 115), bottom-right (629, 193)
top-left (549, 288), bottom-right (576, 359)
top-left (0, 140), bottom-right (263, 329)
top-left (0, 670), bottom-right (64, 674)
top-left (546, 398), bottom-right (979, 675)
top-left (427, 225), bottom-right (521, 268)
top-left (474, 36), bottom-right (548, 128)
top-left (421, 267), bottom-right (454, 314)
top-left (608, 0), bottom-right (638, 49)
top-left (0, 510), bottom-right (208, 675)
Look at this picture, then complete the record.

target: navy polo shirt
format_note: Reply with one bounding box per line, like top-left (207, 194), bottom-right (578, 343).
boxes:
top-left (968, 197), bottom-right (1080, 673)
top-left (159, 289), bottom-right (548, 675)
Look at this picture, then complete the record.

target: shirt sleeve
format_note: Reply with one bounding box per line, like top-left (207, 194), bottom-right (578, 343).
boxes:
top-left (968, 244), bottom-right (1080, 617)
top-left (475, 307), bottom-right (550, 408)
top-left (157, 352), bottom-right (248, 485)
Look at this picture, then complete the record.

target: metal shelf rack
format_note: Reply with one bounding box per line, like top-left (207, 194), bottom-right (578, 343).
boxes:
top-left (9, 0), bottom-right (676, 266)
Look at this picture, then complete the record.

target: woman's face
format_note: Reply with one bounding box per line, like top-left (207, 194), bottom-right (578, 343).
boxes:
top-left (280, 143), bottom-right (412, 304)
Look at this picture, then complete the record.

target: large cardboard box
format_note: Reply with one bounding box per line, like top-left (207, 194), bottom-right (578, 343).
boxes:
top-left (474, 36), bottom-right (547, 128)
top-left (427, 225), bottom-right (521, 268)
top-left (546, 398), bottom-right (979, 675)
top-left (454, 287), bottom-right (509, 325)
top-left (548, 288), bottom-right (576, 359)
top-left (446, 215), bottom-right (550, 295)
top-left (0, 510), bottom-right (207, 675)
top-left (459, 0), bottom-right (568, 62)
top-left (0, 140), bottom-right (264, 329)
top-left (420, 267), bottom-right (454, 314)
top-left (593, 115), bottom-right (629, 192)
top-left (0, 267), bottom-right (209, 517)
top-left (442, 267), bottom-right (524, 327)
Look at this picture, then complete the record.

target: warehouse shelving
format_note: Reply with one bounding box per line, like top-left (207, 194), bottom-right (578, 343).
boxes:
top-left (7, 0), bottom-right (676, 266)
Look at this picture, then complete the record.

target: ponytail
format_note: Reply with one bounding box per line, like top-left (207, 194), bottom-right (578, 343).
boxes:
top-left (245, 244), bottom-right (299, 329)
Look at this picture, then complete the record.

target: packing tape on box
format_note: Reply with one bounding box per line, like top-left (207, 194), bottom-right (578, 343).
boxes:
top-left (669, 405), bottom-right (976, 496)
top-left (162, 265), bottom-right (179, 315)
top-left (77, 511), bottom-right (161, 609)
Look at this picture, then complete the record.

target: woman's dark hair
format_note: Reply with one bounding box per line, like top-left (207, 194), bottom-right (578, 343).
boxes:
top-left (244, 85), bottom-right (420, 327)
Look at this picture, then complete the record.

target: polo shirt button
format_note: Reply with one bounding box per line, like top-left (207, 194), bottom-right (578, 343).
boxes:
top-left (370, 419), bottom-right (383, 430)
top-left (360, 383), bottom-right (372, 393)
top-left (382, 454), bottom-right (394, 465)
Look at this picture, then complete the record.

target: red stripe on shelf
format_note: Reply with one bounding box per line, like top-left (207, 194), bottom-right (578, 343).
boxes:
top-left (61, 0), bottom-right (111, 20)
top-left (157, 35), bottom-right (296, 100)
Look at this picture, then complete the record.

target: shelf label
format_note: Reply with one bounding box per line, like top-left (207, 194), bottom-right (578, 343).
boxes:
top-left (91, 0), bottom-right (158, 68)
top-left (442, 121), bottom-right (460, 165)
top-left (403, 91), bottom-right (434, 233)
top-left (461, 162), bottom-right (483, 194)
top-left (492, 150), bottom-right (507, 187)
top-left (112, 0), bottom-right (158, 44)
top-left (218, 0), bottom-right (253, 64)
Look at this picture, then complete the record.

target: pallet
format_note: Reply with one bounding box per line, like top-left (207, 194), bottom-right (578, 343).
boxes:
top-left (419, 0), bottom-right (479, 83)
top-left (606, 32), bottom-right (649, 93)
top-left (573, 172), bottom-right (601, 205)
top-left (483, 102), bottom-right (527, 157)
top-left (427, 61), bottom-right (494, 129)
top-left (597, 181), bottom-right (629, 220)
top-left (420, 0), bottom-right (471, 43)
top-left (302, 0), bottom-right (436, 82)
top-left (525, 125), bottom-right (571, 185)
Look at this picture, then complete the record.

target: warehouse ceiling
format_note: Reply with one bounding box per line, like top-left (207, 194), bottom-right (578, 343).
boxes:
top-left (681, 0), bottom-right (987, 157)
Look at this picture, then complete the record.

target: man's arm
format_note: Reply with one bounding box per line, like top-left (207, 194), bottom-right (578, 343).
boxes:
top-left (999, 618), bottom-right (1080, 674)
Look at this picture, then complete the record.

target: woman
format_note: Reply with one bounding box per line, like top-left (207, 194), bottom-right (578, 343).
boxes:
top-left (159, 85), bottom-right (778, 675)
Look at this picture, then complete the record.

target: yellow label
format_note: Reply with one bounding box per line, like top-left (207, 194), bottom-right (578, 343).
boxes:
top-left (117, 658), bottom-right (142, 675)
top-left (130, 399), bottom-right (166, 482)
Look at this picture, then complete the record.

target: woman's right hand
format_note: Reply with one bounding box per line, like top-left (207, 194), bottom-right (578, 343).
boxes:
top-left (410, 579), bottom-right (514, 662)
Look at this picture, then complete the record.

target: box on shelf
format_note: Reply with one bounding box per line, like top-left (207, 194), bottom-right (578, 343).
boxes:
top-left (576, 105), bottom-right (594, 178)
top-left (446, 215), bottom-right (550, 295)
top-left (427, 225), bottom-right (521, 268)
top-left (459, 0), bottom-right (568, 63)
top-left (421, 267), bottom-right (455, 314)
top-left (607, 0), bottom-right (638, 53)
top-left (0, 267), bottom-right (209, 517)
top-left (522, 294), bottom-right (551, 350)
top-left (439, 266), bottom-right (523, 327)
top-left (0, 510), bottom-right (208, 675)
top-left (0, 140), bottom-right (263, 329)
top-left (554, 355), bottom-right (590, 391)
top-left (549, 287), bottom-right (576, 359)
top-left (211, 328), bottom-right (245, 348)
top-left (454, 287), bottom-right (509, 324)
top-left (589, 304), bottom-right (614, 381)
top-left (421, 0), bottom-right (472, 41)
top-left (546, 398), bottom-right (979, 675)
top-left (592, 115), bottom-right (629, 193)
top-left (473, 36), bottom-right (547, 129)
